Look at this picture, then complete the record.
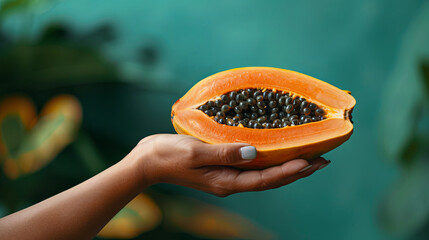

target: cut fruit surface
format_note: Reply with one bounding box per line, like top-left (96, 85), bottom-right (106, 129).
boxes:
top-left (171, 67), bottom-right (355, 169)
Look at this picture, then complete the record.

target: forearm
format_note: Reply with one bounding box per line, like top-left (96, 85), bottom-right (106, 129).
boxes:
top-left (0, 149), bottom-right (149, 240)
top-left (0, 134), bottom-right (329, 240)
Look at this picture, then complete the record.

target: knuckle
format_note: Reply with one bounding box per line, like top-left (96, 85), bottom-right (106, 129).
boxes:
top-left (183, 144), bottom-right (198, 160)
top-left (255, 173), bottom-right (270, 191)
top-left (217, 147), bottom-right (235, 165)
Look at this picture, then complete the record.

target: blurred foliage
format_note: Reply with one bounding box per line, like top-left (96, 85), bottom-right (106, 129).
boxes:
top-left (0, 0), bottom-right (58, 18)
top-left (156, 193), bottom-right (274, 240)
top-left (0, 22), bottom-right (118, 93)
top-left (98, 194), bottom-right (163, 239)
top-left (0, 94), bottom-right (81, 179)
top-left (378, 1), bottom-right (429, 238)
top-left (0, 2), bottom-right (273, 239)
top-left (422, 61), bottom-right (429, 94)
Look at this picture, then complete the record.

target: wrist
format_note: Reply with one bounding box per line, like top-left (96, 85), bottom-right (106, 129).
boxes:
top-left (124, 143), bottom-right (159, 189)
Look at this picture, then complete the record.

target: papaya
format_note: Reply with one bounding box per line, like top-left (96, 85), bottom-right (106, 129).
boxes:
top-left (171, 67), bottom-right (355, 169)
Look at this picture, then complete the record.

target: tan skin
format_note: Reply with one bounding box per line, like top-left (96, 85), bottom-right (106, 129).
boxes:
top-left (0, 134), bottom-right (330, 240)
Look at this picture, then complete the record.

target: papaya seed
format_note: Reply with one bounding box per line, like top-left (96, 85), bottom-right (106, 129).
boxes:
top-left (250, 112), bottom-right (259, 120)
top-left (309, 102), bottom-right (317, 110)
top-left (269, 101), bottom-right (277, 108)
top-left (216, 111), bottom-right (225, 118)
top-left (247, 98), bottom-right (256, 106)
top-left (220, 95), bottom-right (229, 102)
top-left (271, 107), bottom-right (279, 114)
top-left (286, 104), bottom-right (294, 114)
top-left (234, 106), bottom-right (242, 114)
top-left (253, 90), bottom-right (262, 98)
top-left (229, 91), bottom-right (237, 100)
top-left (257, 101), bottom-right (266, 109)
top-left (221, 105), bottom-right (230, 112)
top-left (208, 101), bottom-right (215, 107)
top-left (199, 88), bottom-right (326, 129)
top-left (239, 101), bottom-right (248, 110)
top-left (315, 108), bottom-right (325, 116)
top-left (198, 105), bottom-right (208, 111)
top-left (229, 100), bottom-right (237, 108)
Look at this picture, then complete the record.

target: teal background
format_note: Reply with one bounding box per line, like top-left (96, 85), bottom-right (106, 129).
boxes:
top-left (2, 0), bottom-right (429, 239)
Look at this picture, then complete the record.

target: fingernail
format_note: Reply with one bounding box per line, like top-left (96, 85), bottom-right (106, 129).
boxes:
top-left (240, 146), bottom-right (257, 160)
top-left (318, 160), bottom-right (331, 170)
top-left (299, 165), bottom-right (313, 172)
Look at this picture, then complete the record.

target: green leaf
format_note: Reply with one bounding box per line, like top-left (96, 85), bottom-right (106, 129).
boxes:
top-left (0, 0), bottom-right (29, 16)
top-left (160, 195), bottom-right (275, 240)
top-left (0, 201), bottom-right (7, 217)
top-left (18, 115), bottom-right (64, 154)
top-left (97, 194), bottom-right (161, 239)
top-left (0, 95), bottom-right (82, 179)
top-left (378, 1), bottom-right (429, 162)
top-left (421, 60), bottom-right (429, 98)
top-left (379, 156), bottom-right (429, 236)
top-left (0, 0), bottom-right (58, 17)
top-left (72, 131), bottom-right (107, 175)
top-left (0, 42), bottom-right (118, 93)
top-left (1, 114), bottom-right (27, 159)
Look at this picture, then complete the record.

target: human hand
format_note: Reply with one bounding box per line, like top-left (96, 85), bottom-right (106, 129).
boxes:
top-left (132, 134), bottom-right (330, 197)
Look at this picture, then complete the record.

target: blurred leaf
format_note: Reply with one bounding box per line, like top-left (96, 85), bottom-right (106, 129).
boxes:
top-left (0, 0), bottom-right (59, 18)
top-left (0, 42), bottom-right (118, 93)
top-left (73, 131), bottom-right (107, 175)
top-left (1, 115), bottom-right (27, 159)
top-left (160, 195), bottom-right (275, 240)
top-left (0, 95), bottom-right (82, 179)
top-left (78, 23), bottom-right (116, 45)
top-left (378, 1), bottom-right (429, 163)
top-left (401, 136), bottom-right (421, 165)
top-left (0, 95), bottom-right (36, 158)
top-left (408, 220), bottom-right (429, 240)
top-left (0, 201), bottom-right (6, 217)
top-left (0, 0), bottom-right (29, 16)
top-left (421, 60), bottom-right (429, 97)
top-left (379, 155), bottom-right (429, 236)
top-left (139, 43), bottom-right (159, 66)
top-left (39, 22), bottom-right (72, 43)
top-left (98, 194), bottom-right (162, 239)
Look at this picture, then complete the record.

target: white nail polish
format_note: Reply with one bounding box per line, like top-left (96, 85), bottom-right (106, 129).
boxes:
top-left (240, 146), bottom-right (257, 160)
top-left (318, 160), bottom-right (331, 170)
top-left (299, 165), bottom-right (312, 172)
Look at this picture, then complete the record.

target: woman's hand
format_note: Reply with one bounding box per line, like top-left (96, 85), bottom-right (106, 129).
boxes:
top-left (0, 133), bottom-right (330, 240)
top-left (133, 134), bottom-right (330, 197)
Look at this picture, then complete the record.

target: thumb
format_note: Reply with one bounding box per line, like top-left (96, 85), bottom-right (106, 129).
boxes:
top-left (203, 143), bottom-right (257, 166)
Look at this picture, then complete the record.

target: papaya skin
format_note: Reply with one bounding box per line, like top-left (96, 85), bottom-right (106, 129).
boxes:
top-left (172, 67), bottom-right (355, 169)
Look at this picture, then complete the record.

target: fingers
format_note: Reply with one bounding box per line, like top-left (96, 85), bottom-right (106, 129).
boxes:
top-left (225, 157), bottom-right (330, 193)
top-left (192, 143), bottom-right (257, 167)
top-left (276, 157), bottom-right (330, 187)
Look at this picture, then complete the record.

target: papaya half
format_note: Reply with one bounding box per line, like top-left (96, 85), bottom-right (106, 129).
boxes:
top-left (171, 67), bottom-right (355, 169)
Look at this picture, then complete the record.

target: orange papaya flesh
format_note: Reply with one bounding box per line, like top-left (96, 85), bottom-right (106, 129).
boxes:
top-left (171, 67), bottom-right (355, 169)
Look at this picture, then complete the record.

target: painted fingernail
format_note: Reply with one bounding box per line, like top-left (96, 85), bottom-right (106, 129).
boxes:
top-left (299, 165), bottom-right (313, 172)
top-left (318, 160), bottom-right (331, 170)
top-left (240, 146), bottom-right (257, 160)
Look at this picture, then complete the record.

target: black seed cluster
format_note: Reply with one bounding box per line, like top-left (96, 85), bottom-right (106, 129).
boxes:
top-left (198, 88), bottom-right (326, 129)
